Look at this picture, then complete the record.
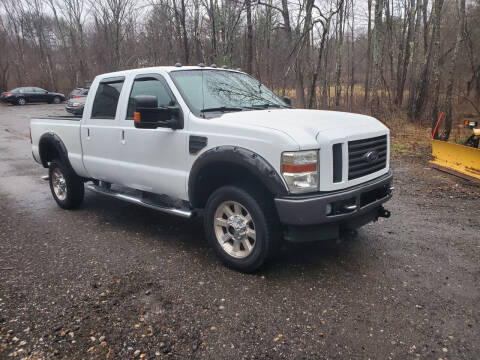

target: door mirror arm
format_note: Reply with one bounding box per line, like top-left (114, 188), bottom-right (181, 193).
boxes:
top-left (282, 96), bottom-right (292, 107)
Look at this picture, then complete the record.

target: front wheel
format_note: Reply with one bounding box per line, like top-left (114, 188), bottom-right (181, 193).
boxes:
top-left (204, 185), bottom-right (280, 272)
top-left (53, 96), bottom-right (62, 104)
top-left (49, 160), bottom-right (84, 209)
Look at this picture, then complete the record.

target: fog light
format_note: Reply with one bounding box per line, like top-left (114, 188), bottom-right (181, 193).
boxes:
top-left (326, 203), bottom-right (332, 215)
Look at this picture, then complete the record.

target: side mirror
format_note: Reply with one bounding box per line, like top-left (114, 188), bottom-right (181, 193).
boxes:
top-left (133, 95), bottom-right (183, 130)
top-left (282, 96), bottom-right (292, 107)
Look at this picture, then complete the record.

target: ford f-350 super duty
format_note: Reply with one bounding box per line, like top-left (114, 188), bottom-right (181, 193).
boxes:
top-left (30, 66), bottom-right (393, 272)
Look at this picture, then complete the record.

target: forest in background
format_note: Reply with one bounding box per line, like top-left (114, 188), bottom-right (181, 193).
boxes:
top-left (1, 0), bottom-right (480, 140)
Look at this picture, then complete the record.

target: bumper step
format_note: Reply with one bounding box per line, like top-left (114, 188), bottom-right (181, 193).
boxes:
top-left (86, 184), bottom-right (192, 218)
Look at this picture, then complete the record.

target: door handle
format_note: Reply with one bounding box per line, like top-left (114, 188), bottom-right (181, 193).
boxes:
top-left (86, 128), bottom-right (90, 140)
top-left (121, 130), bottom-right (126, 144)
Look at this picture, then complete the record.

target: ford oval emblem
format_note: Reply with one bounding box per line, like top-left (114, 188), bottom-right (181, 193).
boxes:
top-left (363, 150), bottom-right (379, 163)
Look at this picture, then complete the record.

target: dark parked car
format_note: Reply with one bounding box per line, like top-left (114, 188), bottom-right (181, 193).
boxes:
top-left (65, 96), bottom-right (86, 115)
top-left (67, 87), bottom-right (89, 100)
top-left (0, 87), bottom-right (65, 105)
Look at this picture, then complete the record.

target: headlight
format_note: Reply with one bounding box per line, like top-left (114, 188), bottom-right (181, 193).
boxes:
top-left (72, 102), bottom-right (81, 107)
top-left (281, 150), bottom-right (318, 193)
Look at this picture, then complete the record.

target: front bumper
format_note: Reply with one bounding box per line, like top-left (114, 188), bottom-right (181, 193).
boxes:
top-left (1, 97), bottom-right (15, 104)
top-left (275, 171), bottom-right (393, 226)
top-left (65, 105), bottom-right (84, 115)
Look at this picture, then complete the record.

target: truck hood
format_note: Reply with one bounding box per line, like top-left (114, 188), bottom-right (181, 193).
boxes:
top-left (218, 109), bottom-right (389, 148)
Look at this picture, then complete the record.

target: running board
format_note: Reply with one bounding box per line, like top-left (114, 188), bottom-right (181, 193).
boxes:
top-left (86, 184), bottom-right (192, 218)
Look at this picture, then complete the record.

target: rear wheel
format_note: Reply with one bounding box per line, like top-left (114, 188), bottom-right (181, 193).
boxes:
top-left (204, 185), bottom-right (280, 272)
top-left (49, 160), bottom-right (84, 209)
top-left (17, 97), bottom-right (26, 105)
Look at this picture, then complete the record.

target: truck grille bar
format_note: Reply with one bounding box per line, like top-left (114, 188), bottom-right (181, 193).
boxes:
top-left (348, 135), bottom-right (387, 180)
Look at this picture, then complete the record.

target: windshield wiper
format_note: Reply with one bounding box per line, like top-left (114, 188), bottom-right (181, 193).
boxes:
top-left (246, 103), bottom-right (284, 109)
top-left (200, 106), bottom-right (244, 113)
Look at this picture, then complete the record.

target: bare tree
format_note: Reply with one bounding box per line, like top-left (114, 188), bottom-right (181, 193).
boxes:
top-left (334, 0), bottom-right (345, 107)
top-left (441, 0), bottom-right (466, 139)
top-left (364, 0), bottom-right (372, 104)
top-left (371, 0), bottom-right (384, 114)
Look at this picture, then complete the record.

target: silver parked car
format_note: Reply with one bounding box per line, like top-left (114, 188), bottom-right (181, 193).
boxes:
top-left (65, 96), bottom-right (86, 115)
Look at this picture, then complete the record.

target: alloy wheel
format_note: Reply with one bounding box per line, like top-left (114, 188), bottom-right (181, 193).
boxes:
top-left (52, 168), bottom-right (67, 201)
top-left (213, 201), bottom-right (256, 259)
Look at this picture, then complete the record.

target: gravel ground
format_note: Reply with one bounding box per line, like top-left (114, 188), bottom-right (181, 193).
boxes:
top-left (0, 103), bottom-right (479, 359)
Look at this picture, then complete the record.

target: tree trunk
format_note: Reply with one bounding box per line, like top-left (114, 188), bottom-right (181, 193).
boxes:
top-left (334, 0), bottom-right (345, 107)
top-left (411, 0), bottom-right (443, 123)
top-left (429, 0), bottom-right (445, 130)
top-left (372, 0), bottom-right (384, 113)
top-left (180, 0), bottom-right (189, 64)
top-left (441, 0), bottom-right (465, 140)
top-left (335, 1), bottom-right (344, 107)
top-left (364, 0), bottom-right (373, 105)
top-left (406, 0), bottom-right (422, 120)
top-left (308, 19), bottom-right (330, 109)
top-left (245, 0), bottom-right (253, 73)
top-left (395, 0), bottom-right (415, 106)
top-left (209, 0), bottom-right (217, 63)
top-left (350, 0), bottom-right (355, 110)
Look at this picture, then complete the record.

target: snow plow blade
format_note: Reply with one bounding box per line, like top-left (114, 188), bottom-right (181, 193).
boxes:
top-left (430, 140), bottom-right (480, 183)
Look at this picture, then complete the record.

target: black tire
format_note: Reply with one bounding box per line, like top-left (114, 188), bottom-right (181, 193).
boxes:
top-left (465, 135), bottom-right (479, 148)
top-left (48, 160), bottom-right (84, 209)
top-left (17, 97), bottom-right (26, 105)
top-left (53, 96), bottom-right (62, 104)
top-left (204, 185), bottom-right (281, 272)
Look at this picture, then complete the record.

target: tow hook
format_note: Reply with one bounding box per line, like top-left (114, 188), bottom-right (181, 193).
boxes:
top-left (378, 206), bottom-right (391, 218)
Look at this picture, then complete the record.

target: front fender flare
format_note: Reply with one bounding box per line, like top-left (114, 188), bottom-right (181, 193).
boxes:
top-left (188, 146), bottom-right (288, 207)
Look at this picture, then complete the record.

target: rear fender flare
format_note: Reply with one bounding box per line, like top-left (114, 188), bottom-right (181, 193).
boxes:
top-left (38, 132), bottom-right (71, 169)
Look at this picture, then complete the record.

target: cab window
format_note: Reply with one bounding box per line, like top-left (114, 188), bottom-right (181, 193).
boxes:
top-left (91, 77), bottom-right (125, 119)
top-left (126, 76), bottom-right (175, 119)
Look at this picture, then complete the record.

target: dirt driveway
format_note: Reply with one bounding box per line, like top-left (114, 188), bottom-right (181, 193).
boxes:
top-left (0, 103), bottom-right (479, 359)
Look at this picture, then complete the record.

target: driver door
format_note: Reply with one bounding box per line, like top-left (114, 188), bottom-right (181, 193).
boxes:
top-left (115, 73), bottom-right (188, 200)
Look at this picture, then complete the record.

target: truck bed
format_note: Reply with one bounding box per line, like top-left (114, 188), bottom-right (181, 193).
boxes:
top-left (30, 115), bottom-right (86, 176)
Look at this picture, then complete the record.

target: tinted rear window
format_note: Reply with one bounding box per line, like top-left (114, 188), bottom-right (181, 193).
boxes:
top-left (70, 88), bottom-right (88, 97)
top-left (91, 78), bottom-right (124, 119)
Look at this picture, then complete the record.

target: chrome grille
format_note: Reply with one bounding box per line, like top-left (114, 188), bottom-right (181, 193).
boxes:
top-left (348, 135), bottom-right (387, 180)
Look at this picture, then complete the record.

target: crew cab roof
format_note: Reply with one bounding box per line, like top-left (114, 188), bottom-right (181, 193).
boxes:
top-left (95, 66), bottom-right (244, 81)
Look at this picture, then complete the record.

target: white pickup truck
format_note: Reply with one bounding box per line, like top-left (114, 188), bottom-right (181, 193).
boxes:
top-left (31, 66), bottom-right (393, 272)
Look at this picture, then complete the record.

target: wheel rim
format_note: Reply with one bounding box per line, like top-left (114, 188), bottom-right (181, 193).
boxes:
top-left (54, 97), bottom-right (60, 104)
top-left (18, 98), bottom-right (25, 105)
top-left (214, 201), bottom-right (256, 259)
top-left (52, 168), bottom-right (67, 201)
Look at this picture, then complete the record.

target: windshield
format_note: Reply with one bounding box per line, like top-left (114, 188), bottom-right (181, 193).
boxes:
top-left (170, 69), bottom-right (287, 117)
